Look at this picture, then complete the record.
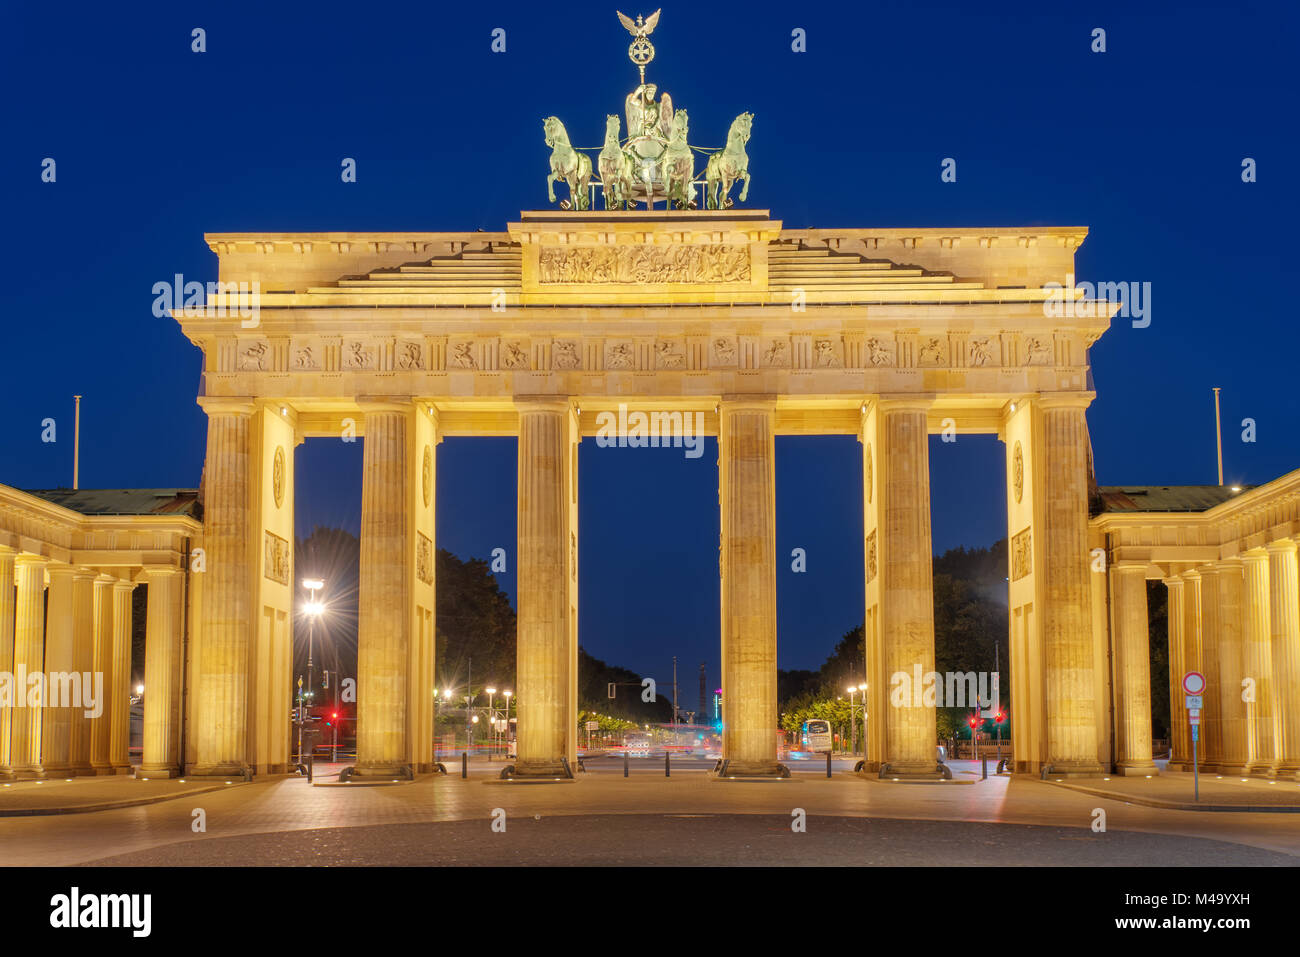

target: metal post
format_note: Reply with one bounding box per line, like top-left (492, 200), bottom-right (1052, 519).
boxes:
top-left (624, 749), bottom-right (629, 778)
top-left (826, 750), bottom-right (832, 779)
top-left (73, 395), bottom-right (82, 489)
top-left (1213, 387), bottom-right (1224, 485)
top-left (1192, 728), bottom-right (1199, 802)
top-left (461, 751), bottom-right (468, 779)
top-left (307, 748), bottom-right (314, 784)
top-left (665, 752), bottom-right (670, 777)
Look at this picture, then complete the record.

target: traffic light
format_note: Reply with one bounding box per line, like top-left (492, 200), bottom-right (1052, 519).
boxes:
top-left (995, 710), bottom-right (1005, 724)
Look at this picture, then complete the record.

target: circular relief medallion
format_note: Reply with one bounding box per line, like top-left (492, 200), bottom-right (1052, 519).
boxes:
top-left (272, 446), bottom-right (286, 509)
top-left (422, 446), bottom-right (433, 508)
top-left (1013, 441), bottom-right (1024, 503)
top-left (865, 443), bottom-right (873, 504)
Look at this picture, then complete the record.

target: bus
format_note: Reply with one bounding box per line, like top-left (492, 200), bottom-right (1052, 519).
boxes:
top-left (801, 719), bottom-right (833, 754)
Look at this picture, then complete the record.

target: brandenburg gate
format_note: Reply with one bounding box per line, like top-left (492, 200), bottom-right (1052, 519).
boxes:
top-left (174, 210), bottom-right (1117, 779)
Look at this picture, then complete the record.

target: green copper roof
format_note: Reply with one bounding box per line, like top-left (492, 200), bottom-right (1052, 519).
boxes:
top-left (1095, 485), bottom-right (1249, 514)
top-left (23, 488), bottom-right (201, 518)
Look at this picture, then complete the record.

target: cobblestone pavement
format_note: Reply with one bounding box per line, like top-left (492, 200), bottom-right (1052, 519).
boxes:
top-left (82, 814), bottom-right (1300, 866)
top-left (1, 761), bottom-right (1298, 865)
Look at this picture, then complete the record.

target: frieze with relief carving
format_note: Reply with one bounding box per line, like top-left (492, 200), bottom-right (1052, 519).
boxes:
top-left (538, 244), bottom-right (751, 284)
top-left (1011, 527), bottom-right (1032, 581)
top-left (264, 530), bottom-right (290, 585)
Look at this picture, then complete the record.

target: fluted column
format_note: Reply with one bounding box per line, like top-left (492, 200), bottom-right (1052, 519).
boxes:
top-left (1112, 563), bottom-right (1157, 775)
top-left (1038, 397), bottom-right (1101, 773)
top-left (41, 566), bottom-right (76, 775)
top-left (0, 546), bottom-right (15, 774)
top-left (1198, 566), bottom-right (1224, 768)
top-left (1268, 540), bottom-right (1300, 776)
top-left (69, 570), bottom-right (96, 775)
top-left (89, 575), bottom-right (116, 773)
top-left (1215, 560), bottom-right (1249, 774)
top-left (1242, 549), bottom-right (1276, 774)
top-left (877, 399), bottom-right (938, 776)
top-left (1180, 571), bottom-right (1204, 771)
top-left (10, 555), bottom-right (49, 778)
top-left (1165, 577), bottom-right (1190, 769)
top-left (353, 401), bottom-right (412, 776)
top-left (142, 565), bottom-right (184, 776)
top-left (514, 400), bottom-right (574, 777)
top-left (109, 581), bottom-right (134, 773)
top-left (193, 400), bottom-right (254, 775)
top-left (719, 399), bottom-right (781, 776)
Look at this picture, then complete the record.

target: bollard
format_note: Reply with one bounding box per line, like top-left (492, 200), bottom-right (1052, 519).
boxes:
top-left (826, 751), bottom-right (832, 778)
top-left (624, 749), bottom-right (629, 778)
top-left (307, 750), bottom-right (314, 784)
top-left (981, 754), bottom-right (987, 780)
top-left (665, 752), bottom-right (671, 777)
top-left (462, 751), bottom-right (468, 779)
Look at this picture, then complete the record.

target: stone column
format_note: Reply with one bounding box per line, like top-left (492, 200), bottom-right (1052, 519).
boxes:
top-left (89, 575), bottom-right (116, 773)
top-left (1242, 549), bottom-right (1277, 774)
top-left (718, 399), bottom-right (781, 776)
top-left (1181, 571), bottom-right (1204, 772)
top-left (142, 565), bottom-right (184, 776)
top-left (1214, 560), bottom-right (1249, 775)
top-left (10, 555), bottom-right (48, 778)
top-left (0, 546), bottom-right (15, 774)
top-left (514, 400), bottom-right (574, 777)
top-left (1197, 566), bottom-right (1224, 768)
top-left (1111, 562), bottom-right (1157, 775)
top-left (1165, 577), bottom-right (1190, 770)
top-left (41, 565), bottom-right (76, 776)
top-left (1268, 540), bottom-right (1300, 777)
top-left (193, 400), bottom-right (254, 775)
top-left (109, 580), bottom-right (135, 773)
top-left (69, 570), bottom-right (96, 775)
top-left (876, 399), bottom-right (938, 776)
top-left (353, 401), bottom-right (413, 777)
top-left (1037, 397), bottom-right (1101, 774)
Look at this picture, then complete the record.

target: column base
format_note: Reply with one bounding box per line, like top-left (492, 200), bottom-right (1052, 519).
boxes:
top-left (5, 767), bottom-right (47, 781)
top-left (69, 763), bottom-right (95, 777)
top-left (188, 764), bottom-right (254, 780)
top-left (504, 759), bottom-right (574, 780)
top-left (715, 759), bottom-right (789, 779)
top-left (1210, 763), bottom-right (1251, 777)
top-left (137, 765), bottom-right (183, 779)
top-left (1040, 762), bottom-right (1105, 779)
top-left (875, 761), bottom-right (949, 780)
top-left (1246, 762), bottom-right (1278, 777)
top-left (1113, 762), bottom-right (1160, 777)
top-left (1271, 762), bottom-right (1300, 780)
top-left (340, 764), bottom-right (414, 781)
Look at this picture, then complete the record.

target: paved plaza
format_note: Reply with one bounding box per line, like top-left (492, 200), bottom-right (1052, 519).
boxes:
top-left (2, 758), bottom-right (1298, 866)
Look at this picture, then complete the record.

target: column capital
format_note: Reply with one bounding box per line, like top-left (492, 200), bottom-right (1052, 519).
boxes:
top-left (1241, 546), bottom-right (1270, 564)
top-left (1266, 538), bottom-right (1299, 557)
top-left (1164, 574), bottom-right (1185, 587)
top-left (1212, 557), bottom-right (1244, 572)
top-left (14, 553), bottom-right (49, 570)
top-left (257, 399), bottom-right (299, 426)
top-left (1034, 391), bottom-right (1096, 412)
top-left (142, 563), bottom-right (182, 579)
top-left (45, 563), bottom-right (76, 581)
top-left (197, 396), bottom-right (256, 417)
top-left (1183, 567), bottom-right (1202, 581)
top-left (513, 396), bottom-right (574, 414)
top-left (357, 395), bottom-right (414, 414)
top-left (110, 578), bottom-right (136, 593)
top-left (1113, 560), bottom-right (1149, 575)
top-left (874, 394), bottom-right (935, 414)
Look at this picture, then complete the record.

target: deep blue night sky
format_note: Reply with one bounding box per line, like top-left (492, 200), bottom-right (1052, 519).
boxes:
top-left (4, 0), bottom-right (1296, 691)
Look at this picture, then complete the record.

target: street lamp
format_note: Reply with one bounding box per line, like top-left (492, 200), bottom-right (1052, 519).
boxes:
top-left (298, 578), bottom-right (326, 767)
top-left (485, 688), bottom-right (497, 759)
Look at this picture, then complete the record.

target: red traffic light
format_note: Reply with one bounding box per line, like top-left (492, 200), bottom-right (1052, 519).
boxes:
top-left (332, 712), bottom-right (338, 720)
top-left (968, 715), bottom-right (979, 728)
top-left (995, 711), bottom-right (1005, 723)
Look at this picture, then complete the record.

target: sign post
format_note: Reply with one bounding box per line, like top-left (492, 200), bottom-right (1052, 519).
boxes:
top-left (1183, 671), bottom-right (1206, 802)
